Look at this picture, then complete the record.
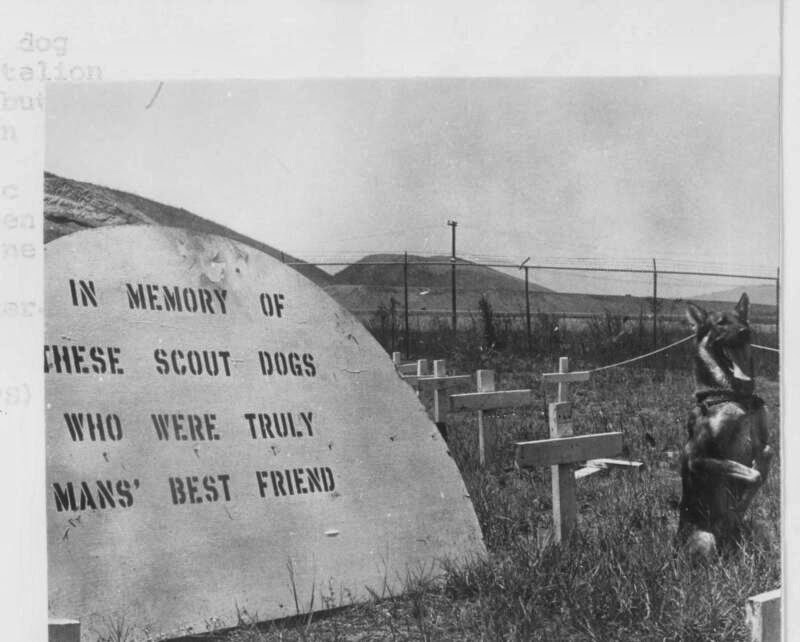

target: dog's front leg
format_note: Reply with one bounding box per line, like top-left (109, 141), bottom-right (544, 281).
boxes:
top-left (753, 444), bottom-right (773, 480)
top-left (735, 445), bottom-right (774, 514)
top-left (689, 457), bottom-right (762, 484)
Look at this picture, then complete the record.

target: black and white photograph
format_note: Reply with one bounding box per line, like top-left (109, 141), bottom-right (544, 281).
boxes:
top-left (4, 2), bottom-right (788, 641)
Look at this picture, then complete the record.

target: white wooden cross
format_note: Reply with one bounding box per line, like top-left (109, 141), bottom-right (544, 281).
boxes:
top-left (392, 351), bottom-right (419, 376)
top-left (515, 357), bottom-right (622, 543)
top-left (745, 589), bottom-right (781, 642)
top-left (449, 369), bottom-right (535, 466)
top-left (398, 358), bottom-right (431, 386)
top-left (416, 359), bottom-right (472, 425)
top-left (49, 618), bottom-right (80, 642)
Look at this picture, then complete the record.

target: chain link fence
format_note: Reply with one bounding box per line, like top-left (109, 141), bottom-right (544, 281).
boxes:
top-left (285, 255), bottom-right (779, 367)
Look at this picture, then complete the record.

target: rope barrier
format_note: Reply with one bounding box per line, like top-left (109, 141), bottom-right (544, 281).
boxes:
top-left (539, 336), bottom-right (777, 407)
top-left (752, 343), bottom-right (780, 354)
top-left (586, 335), bottom-right (695, 373)
top-left (578, 336), bottom-right (779, 375)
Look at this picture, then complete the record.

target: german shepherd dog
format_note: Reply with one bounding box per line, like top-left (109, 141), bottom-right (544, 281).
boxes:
top-left (678, 293), bottom-right (773, 558)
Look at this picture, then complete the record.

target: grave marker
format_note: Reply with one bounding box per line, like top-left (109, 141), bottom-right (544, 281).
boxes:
top-left (48, 619), bottom-right (80, 642)
top-left (449, 370), bottom-right (536, 465)
top-left (392, 352), bottom-right (418, 376)
top-left (515, 357), bottom-right (622, 543)
top-left (45, 227), bottom-right (485, 639)
top-left (415, 359), bottom-right (471, 439)
top-left (745, 589), bottom-right (781, 642)
top-left (398, 358), bottom-right (430, 386)
top-left (418, 359), bottom-right (471, 423)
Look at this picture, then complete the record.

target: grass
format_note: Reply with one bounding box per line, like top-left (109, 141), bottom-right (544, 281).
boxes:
top-left (178, 318), bottom-right (780, 642)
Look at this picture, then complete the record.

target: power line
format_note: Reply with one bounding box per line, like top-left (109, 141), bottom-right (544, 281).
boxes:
top-left (284, 256), bottom-right (776, 282)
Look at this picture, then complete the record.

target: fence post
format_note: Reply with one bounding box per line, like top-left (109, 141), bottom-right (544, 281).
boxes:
top-left (389, 296), bottom-right (397, 352)
top-left (447, 220), bottom-right (458, 335)
top-left (404, 251), bottom-right (410, 358)
top-left (524, 266), bottom-right (532, 353)
top-left (652, 258), bottom-right (658, 348)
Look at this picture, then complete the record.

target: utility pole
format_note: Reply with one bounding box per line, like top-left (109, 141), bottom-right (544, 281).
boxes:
top-left (519, 257), bottom-right (531, 352)
top-left (447, 220), bottom-right (458, 332)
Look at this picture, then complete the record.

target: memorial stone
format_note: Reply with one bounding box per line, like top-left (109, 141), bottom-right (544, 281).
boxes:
top-left (45, 226), bottom-right (485, 639)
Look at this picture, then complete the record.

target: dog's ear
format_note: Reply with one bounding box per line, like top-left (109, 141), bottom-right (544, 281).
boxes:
top-left (735, 292), bottom-right (749, 323)
top-left (686, 303), bottom-right (708, 332)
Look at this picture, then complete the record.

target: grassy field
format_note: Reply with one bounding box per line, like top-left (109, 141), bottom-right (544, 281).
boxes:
top-left (176, 321), bottom-right (780, 642)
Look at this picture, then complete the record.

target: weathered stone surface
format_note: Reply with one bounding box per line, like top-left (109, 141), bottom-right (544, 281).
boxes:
top-left (46, 226), bottom-right (485, 640)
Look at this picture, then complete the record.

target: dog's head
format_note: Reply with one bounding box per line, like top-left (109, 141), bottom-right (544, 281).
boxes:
top-left (686, 293), bottom-right (754, 394)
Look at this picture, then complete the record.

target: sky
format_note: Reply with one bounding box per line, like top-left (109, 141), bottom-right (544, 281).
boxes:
top-left (45, 76), bottom-right (779, 298)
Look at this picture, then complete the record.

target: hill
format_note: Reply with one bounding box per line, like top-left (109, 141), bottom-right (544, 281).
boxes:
top-left (327, 254), bottom-right (626, 317)
top-left (43, 172), bottom-right (334, 286)
top-left (324, 284), bottom-right (624, 317)
top-left (692, 283), bottom-right (777, 306)
top-left (333, 254), bottom-right (553, 293)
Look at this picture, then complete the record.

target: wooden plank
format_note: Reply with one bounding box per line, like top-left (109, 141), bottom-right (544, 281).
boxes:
top-left (401, 371), bottom-right (471, 388)
top-left (476, 370), bottom-right (495, 466)
top-left (745, 589), bottom-right (781, 642)
top-left (417, 374), bottom-right (472, 390)
top-left (432, 360), bottom-right (447, 423)
top-left (575, 465), bottom-right (604, 480)
top-left (553, 461), bottom-right (577, 535)
top-left (575, 459), bottom-right (644, 480)
top-left (400, 359), bottom-right (431, 385)
top-left (556, 357), bottom-right (572, 405)
top-left (549, 401), bottom-right (573, 436)
top-left (515, 432), bottom-right (623, 468)
top-left (541, 371), bottom-right (591, 384)
top-left (392, 351), bottom-right (418, 375)
top-left (48, 619), bottom-right (80, 642)
top-left (415, 359), bottom-right (430, 396)
top-left (449, 389), bottom-right (534, 412)
top-left (586, 458), bottom-right (644, 470)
